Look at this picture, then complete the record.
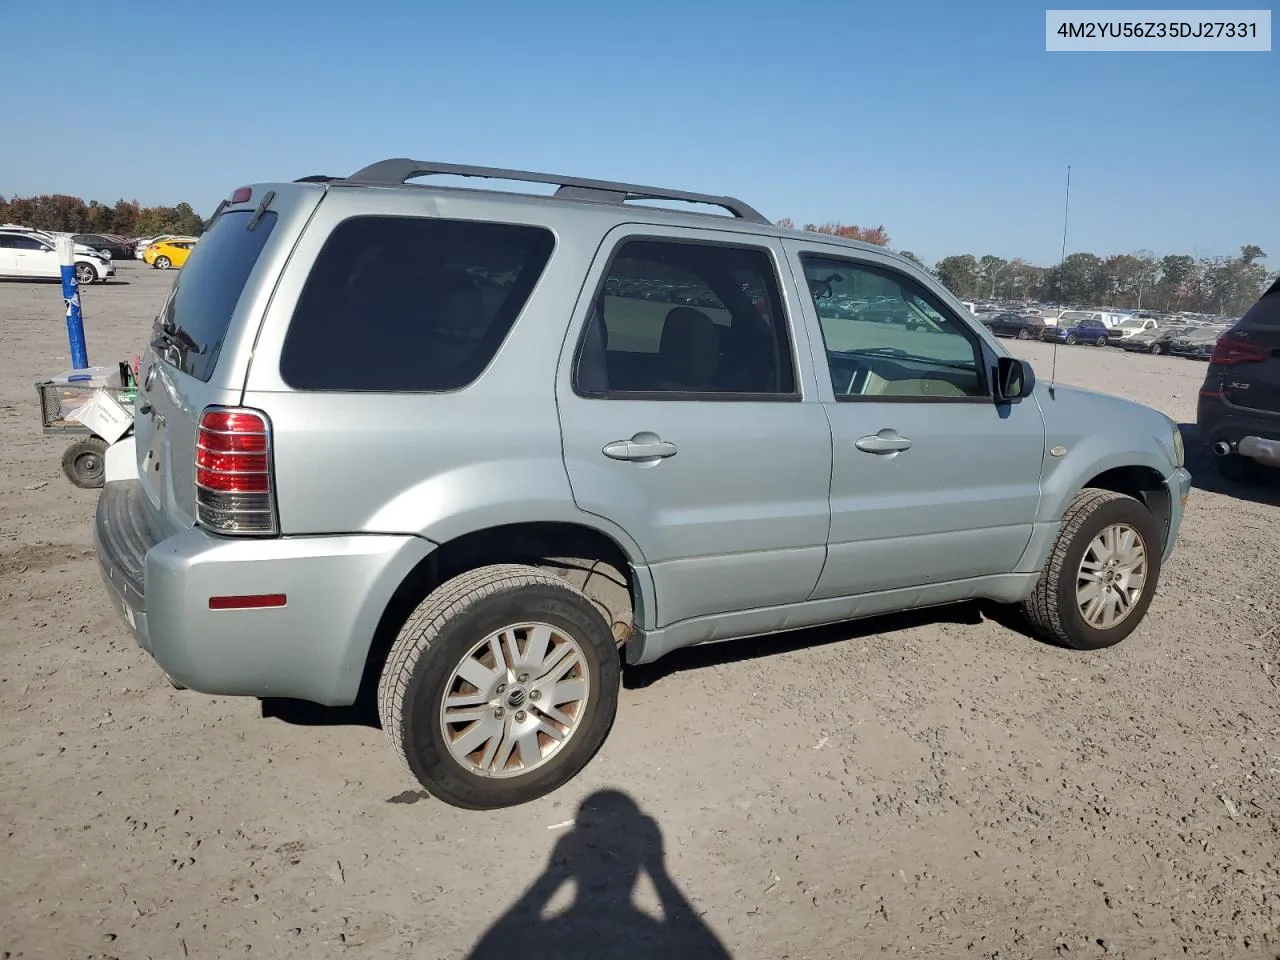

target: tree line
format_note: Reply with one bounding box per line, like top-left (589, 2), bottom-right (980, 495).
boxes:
top-left (0, 193), bottom-right (205, 239)
top-left (775, 218), bottom-right (1272, 316)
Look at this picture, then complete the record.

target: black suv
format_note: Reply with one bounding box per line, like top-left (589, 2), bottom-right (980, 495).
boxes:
top-left (1196, 277), bottom-right (1280, 483)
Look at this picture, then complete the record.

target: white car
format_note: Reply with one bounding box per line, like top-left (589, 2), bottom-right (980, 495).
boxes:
top-left (0, 229), bottom-right (115, 284)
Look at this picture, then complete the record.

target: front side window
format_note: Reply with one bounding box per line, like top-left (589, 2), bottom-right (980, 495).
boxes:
top-left (280, 215), bottom-right (555, 392)
top-left (574, 238), bottom-right (796, 398)
top-left (801, 255), bottom-right (987, 401)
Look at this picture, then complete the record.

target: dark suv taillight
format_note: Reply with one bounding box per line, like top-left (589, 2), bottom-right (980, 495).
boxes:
top-left (1209, 333), bottom-right (1270, 366)
top-left (195, 407), bottom-right (278, 535)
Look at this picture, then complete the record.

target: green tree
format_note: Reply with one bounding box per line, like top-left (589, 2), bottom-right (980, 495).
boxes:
top-left (978, 255), bottom-right (1011, 297)
top-left (1057, 252), bottom-right (1103, 303)
top-left (934, 255), bottom-right (981, 298)
top-left (897, 250), bottom-right (927, 271)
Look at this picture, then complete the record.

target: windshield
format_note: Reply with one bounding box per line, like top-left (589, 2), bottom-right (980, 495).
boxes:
top-left (1119, 320), bottom-right (1144, 330)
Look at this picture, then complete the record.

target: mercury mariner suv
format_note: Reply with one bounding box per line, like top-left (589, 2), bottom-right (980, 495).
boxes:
top-left (93, 158), bottom-right (1193, 809)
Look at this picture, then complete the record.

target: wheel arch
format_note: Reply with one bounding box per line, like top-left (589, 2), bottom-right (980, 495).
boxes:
top-left (359, 520), bottom-right (652, 698)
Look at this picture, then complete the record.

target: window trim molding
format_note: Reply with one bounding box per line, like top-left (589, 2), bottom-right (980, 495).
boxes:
top-left (797, 252), bottom-right (994, 404)
top-left (570, 234), bottom-right (804, 403)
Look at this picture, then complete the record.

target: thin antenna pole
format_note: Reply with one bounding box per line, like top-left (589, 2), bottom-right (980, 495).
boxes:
top-left (1049, 164), bottom-right (1071, 394)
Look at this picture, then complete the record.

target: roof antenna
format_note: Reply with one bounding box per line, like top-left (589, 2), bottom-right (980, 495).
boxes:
top-left (1049, 164), bottom-right (1071, 398)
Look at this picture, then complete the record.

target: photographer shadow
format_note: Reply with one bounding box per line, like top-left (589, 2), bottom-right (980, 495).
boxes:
top-left (465, 789), bottom-right (732, 960)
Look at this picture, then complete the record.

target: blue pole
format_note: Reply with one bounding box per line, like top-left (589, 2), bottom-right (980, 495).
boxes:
top-left (55, 237), bottom-right (90, 379)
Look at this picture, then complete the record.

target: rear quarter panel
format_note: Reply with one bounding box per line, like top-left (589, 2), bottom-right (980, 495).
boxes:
top-left (238, 188), bottom-right (647, 566)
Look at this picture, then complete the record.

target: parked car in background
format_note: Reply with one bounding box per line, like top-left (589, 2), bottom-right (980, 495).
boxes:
top-left (1196, 277), bottom-right (1280, 484)
top-left (72, 234), bottom-right (134, 260)
top-left (0, 228), bottom-right (114, 284)
top-left (92, 157), bottom-right (1191, 810)
top-left (981, 312), bottom-right (1046, 340)
top-left (1058, 309), bottom-right (1133, 330)
top-left (1107, 318), bottom-right (1160, 341)
top-left (1043, 317), bottom-right (1111, 346)
top-left (134, 235), bottom-right (184, 259)
top-left (143, 237), bottom-right (198, 270)
top-left (1168, 326), bottom-right (1227, 360)
top-left (1117, 327), bottom-right (1180, 355)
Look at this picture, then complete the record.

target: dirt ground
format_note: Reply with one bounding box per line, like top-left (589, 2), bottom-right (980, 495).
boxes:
top-left (2, 263), bottom-right (1278, 960)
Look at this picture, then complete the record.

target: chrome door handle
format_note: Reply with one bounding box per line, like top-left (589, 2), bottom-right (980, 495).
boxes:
top-left (602, 434), bottom-right (678, 462)
top-left (855, 431), bottom-right (912, 454)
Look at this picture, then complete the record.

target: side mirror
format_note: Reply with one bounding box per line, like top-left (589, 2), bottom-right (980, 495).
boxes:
top-left (995, 356), bottom-right (1035, 402)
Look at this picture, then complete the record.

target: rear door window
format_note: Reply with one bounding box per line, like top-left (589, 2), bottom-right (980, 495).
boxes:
top-left (154, 209), bottom-right (277, 382)
top-left (279, 215), bottom-right (555, 392)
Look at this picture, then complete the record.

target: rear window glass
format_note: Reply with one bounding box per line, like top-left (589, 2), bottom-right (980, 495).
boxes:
top-left (280, 215), bottom-right (555, 392)
top-left (1241, 277), bottom-right (1280, 327)
top-left (155, 209), bottom-right (278, 382)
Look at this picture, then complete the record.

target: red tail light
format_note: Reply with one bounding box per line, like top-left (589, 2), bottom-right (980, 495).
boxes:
top-left (195, 407), bottom-right (278, 535)
top-left (1209, 333), bottom-right (1270, 366)
top-left (230, 186), bottom-right (252, 204)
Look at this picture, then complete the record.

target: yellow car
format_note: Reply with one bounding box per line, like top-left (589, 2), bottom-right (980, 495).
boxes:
top-left (144, 237), bottom-right (198, 270)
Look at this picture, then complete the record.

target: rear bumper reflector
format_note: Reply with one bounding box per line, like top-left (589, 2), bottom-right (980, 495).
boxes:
top-left (209, 593), bottom-right (287, 610)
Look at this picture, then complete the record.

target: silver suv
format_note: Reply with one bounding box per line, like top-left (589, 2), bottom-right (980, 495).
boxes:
top-left (94, 158), bottom-right (1192, 809)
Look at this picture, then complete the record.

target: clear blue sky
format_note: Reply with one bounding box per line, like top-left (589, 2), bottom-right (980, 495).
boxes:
top-left (1, 0), bottom-right (1275, 267)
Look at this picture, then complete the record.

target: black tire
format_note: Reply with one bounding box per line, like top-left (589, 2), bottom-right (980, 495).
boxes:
top-left (1214, 452), bottom-right (1273, 486)
top-left (74, 262), bottom-right (97, 285)
top-left (1065, 334), bottom-right (1078, 345)
top-left (61, 436), bottom-right (108, 488)
top-left (153, 256), bottom-right (171, 270)
top-left (1149, 343), bottom-right (1164, 355)
top-left (1019, 488), bottom-right (1162, 651)
top-left (1095, 335), bottom-right (1108, 347)
top-left (1016, 329), bottom-right (1030, 340)
top-left (378, 563), bottom-right (620, 810)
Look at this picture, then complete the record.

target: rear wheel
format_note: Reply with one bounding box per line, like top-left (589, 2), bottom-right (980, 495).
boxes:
top-left (154, 256), bottom-right (171, 270)
top-left (1016, 328), bottom-right (1031, 340)
top-left (61, 436), bottom-right (108, 488)
top-left (74, 262), bottom-right (97, 285)
top-left (1020, 489), bottom-right (1162, 650)
top-left (1215, 452), bottom-right (1273, 486)
top-left (378, 564), bottom-right (620, 810)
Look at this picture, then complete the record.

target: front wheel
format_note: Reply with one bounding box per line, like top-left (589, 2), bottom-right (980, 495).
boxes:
top-left (1150, 343), bottom-right (1165, 355)
top-left (1019, 489), bottom-right (1162, 650)
top-left (153, 256), bottom-right (171, 270)
top-left (378, 564), bottom-right (620, 810)
top-left (1065, 334), bottom-right (1078, 345)
top-left (74, 262), bottom-right (97, 285)
top-left (1095, 335), bottom-right (1108, 347)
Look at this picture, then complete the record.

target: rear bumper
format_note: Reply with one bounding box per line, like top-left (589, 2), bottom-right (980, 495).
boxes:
top-left (1196, 395), bottom-right (1280, 464)
top-left (93, 479), bottom-right (435, 706)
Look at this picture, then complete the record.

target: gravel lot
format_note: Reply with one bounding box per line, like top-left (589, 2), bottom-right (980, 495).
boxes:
top-left (2, 263), bottom-right (1278, 960)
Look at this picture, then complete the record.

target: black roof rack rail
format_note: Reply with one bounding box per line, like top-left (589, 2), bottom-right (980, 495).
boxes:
top-left (295, 174), bottom-right (341, 183)
top-left (343, 158), bottom-right (769, 224)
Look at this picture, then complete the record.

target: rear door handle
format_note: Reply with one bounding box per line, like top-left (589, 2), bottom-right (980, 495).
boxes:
top-left (603, 433), bottom-right (678, 462)
top-left (855, 431), bottom-right (912, 455)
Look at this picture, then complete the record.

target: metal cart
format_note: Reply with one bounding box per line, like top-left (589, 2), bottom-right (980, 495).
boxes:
top-left (35, 362), bottom-right (138, 489)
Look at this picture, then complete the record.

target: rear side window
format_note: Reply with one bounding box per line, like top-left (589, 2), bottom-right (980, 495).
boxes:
top-left (156, 209), bottom-right (277, 382)
top-left (280, 215), bottom-right (555, 392)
